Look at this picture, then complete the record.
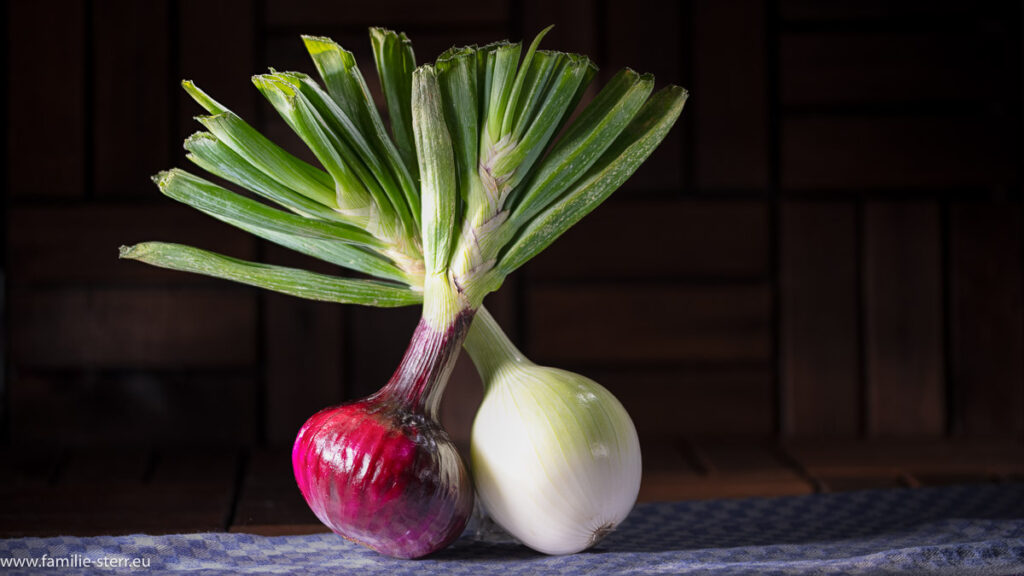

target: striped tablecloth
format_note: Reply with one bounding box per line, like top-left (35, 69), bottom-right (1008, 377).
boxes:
top-left (3, 483), bottom-right (1023, 575)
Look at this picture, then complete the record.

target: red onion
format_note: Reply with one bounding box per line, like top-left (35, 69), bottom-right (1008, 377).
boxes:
top-left (292, 312), bottom-right (475, 559)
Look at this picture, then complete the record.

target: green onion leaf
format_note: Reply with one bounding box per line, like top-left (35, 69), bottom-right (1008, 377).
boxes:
top-left (498, 85), bottom-right (688, 275)
top-left (508, 51), bottom-right (562, 141)
top-left (219, 216), bottom-right (413, 284)
top-left (412, 66), bottom-right (458, 275)
top-left (483, 42), bottom-right (522, 148)
top-left (303, 36), bottom-right (421, 229)
top-left (436, 46), bottom-right (480, 205)
top-left (184, 132), bottom-right (345, 223)
top-left (288, 72), bottom-right (419, 237)
top-left (196, 111), bottom-right (337, 209)
top-left (500, 26), bottom-right (553, 137)
top-left (509, 69), bottom-right (653, 225)
top-left (154, 168), bottom-right (386, 249)
top-left (120, 242), bottom-right (420, 307)
top-left (182, 80), bottom-right (229, 115)
top-left (490, 54), bottom-right (591, 190)
top-left (369, 28), bottom-right (418, 177)
top-left (253, 74), bottom-right (377, 221)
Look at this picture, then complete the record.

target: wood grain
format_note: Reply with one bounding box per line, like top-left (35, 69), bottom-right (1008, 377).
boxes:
top-left (263, 248), bottom-right (345, 446)
top-left (8, 204), bottom-right (257, 286)
top-left (264, 0), bottom-right (509, 28)
top-left (780, 0), bottom-right (1007, 21)
top-left (949, 204), bottom-right (1024, 437)
top-left (524, 201), bottom-right (770, 281)
top-left (693, 0), bottom-right (768, 190)
top-left (92, 0), bottom-right (172, 197)
top-left (348, 307), bottom-right (420, 399)
top-left (8, 0), bottom-right (86, 198)
top-left (781, 33), bottom-right (1008, 106)
top-left (231, 449), bottom-right (324, 535)
top-left (590, 366), bottom-right (774, 438)
top-left (178, 0), bottom-right (257, 141)
top-left (9, 371), bottom-right (257, 445)
top-left (782, 117), bottom-right (1014, 190)
top-left (863, 202), bottom-right (945, 437)
top-left (781, 202), bottom-right (860, 437)
top-left (527, 284), bottom-right (773, 365)
top-left (11, 287), bottom-right (257, 368)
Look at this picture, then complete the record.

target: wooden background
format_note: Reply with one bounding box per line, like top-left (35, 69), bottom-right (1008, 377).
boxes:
top-left (4, 0), bottom-right (1023, 458)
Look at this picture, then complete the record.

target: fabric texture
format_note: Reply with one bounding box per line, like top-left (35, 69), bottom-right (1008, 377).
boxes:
top-left (2, 484), bottom-right (1023, 575)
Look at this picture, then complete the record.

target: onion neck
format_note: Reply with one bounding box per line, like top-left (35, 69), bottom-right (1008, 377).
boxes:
top-left (378, 273), bottom-right (475, 420)
top-left (463, 306), bottom-right (531, 388)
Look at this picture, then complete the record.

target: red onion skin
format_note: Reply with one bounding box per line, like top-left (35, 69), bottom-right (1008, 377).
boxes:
top-left (292, 312), bottom-right (475, 559)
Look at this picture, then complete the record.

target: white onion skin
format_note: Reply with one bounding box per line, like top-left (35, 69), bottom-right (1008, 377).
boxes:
top-left (470, 364), bottom-right (642, 555)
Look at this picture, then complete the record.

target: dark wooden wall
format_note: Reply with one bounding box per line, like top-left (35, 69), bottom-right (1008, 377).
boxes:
top-left (4, 0), bottom-right (1023, 452)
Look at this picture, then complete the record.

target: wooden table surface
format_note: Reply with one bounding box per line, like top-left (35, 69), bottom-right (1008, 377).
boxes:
top-left (3, 440), bottom-right (1023, 538)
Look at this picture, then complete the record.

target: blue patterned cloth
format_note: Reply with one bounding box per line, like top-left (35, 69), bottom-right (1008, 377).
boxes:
top-left (3, 484), bottom-right (1023, 575)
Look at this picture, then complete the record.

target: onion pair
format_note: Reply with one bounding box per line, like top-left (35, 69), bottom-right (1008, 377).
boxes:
top-left (126, 25), bottom-right (684, 559)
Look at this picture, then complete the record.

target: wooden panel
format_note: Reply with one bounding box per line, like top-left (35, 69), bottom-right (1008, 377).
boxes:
top-left (782, 117), bottom-right (1014, 190)
top-left (264, 0), bottom-right (509, 28)
top-left (59, 447), bottom-right (151, 485)
top-left (231, 449), bottom-right (323, 535)
top-left (480, 278), bottom-right (520, 338)
top-left (526, 284), bottom-right (772, 364)
top-left (11, 288), bottom-right (257, 368)
top-left (693, 442), bottom-right (813, 497)
top-left (0, 447), bottom-right (237, 537)
top-left (818, 476), bottom-right (908, 492)
top-left (0, 450), bottom-right (61, 486)
top-left (604, 0), bottom-right (685, 193)
top-left (637, 439), bottom-right (702, 502)
top-left (264, 247), bottom-right (345, 446)
top-left (781, 0), bottom-right (1007, 22)
top-left (92, 0), bottom-right (172, 197)
top-left (781, 202), bottom-right (859, 437)
top-left (525, 201), bottom-right (770, 280)
top-left (864, 203), bottom-right (944, 437)
top-left (643, 441), bottom-right (813, 501)
top-left (786, 440), bottom-right (1024, 478)
top-left (593, 366), bottom-right (774, 438)
top-left (178, 0), bottom-right (257, 139)
top-left (0, 484), bottom-right (235, 537)
top-left (949, 204), bottom-right (1024, 437)
top-left (439, 354), bottom-right (484, 453)
top-left (9, 371), bottom-right (257, 445)
top-left (781, 33), bottom-right (1008, 106)
top-left (9, 205), bottom-right (257, 286)
top-left (693, 0), bottom-right (768, 189)
top-left (8, 1), bottom-right (85, 198)
top-left (348, 307), bottom-right (420, 399)
top-left (522, 0), bottom-right (599, 55)
top-left (151, 448), bottom-right (240, 485)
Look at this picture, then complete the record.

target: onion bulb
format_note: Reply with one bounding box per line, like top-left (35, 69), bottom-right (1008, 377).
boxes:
top-left (464, 309), bottom-right (642, 555)
top-left (293, 314), bottom-right (475, 559)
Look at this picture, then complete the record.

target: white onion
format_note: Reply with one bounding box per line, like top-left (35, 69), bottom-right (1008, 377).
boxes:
top-left (465, 310), bottom-right (642, 555)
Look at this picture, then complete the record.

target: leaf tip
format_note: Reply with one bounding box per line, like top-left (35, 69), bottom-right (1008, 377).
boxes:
top-left (183, 131), bottom-right (215, 150)
top-left (302, 34), bottom-right (338, 54)
top-left (151, 170), bottom-right (172, 189)
top-left (119, 243), bottom-right (153, 260)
